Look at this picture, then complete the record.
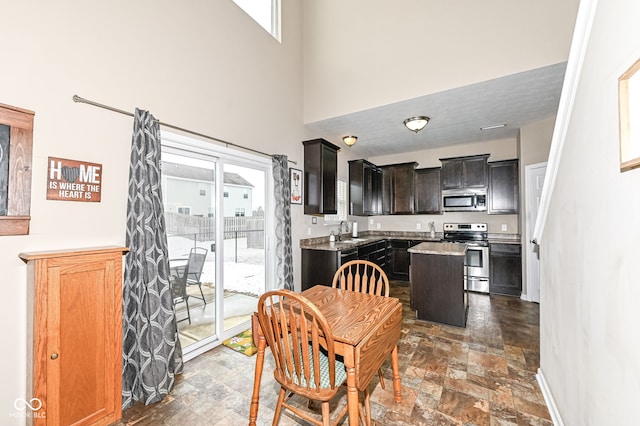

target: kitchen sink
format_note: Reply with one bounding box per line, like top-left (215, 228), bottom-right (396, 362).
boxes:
top-left (339, 238), bottom-right (367, 243)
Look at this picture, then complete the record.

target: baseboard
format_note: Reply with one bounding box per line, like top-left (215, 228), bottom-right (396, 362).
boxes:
top-left (536, 368), bottom-right (564, 426)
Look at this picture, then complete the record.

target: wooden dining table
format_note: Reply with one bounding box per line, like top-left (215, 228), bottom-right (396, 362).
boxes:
top-left (248, 285), bottom-right (403, 426)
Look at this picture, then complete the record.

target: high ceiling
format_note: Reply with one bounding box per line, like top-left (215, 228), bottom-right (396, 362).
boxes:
top-left (305, 62), bottom-right (567, 158)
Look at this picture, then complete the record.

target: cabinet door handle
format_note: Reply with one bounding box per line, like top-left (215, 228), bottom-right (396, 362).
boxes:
top-left (50, 353), bottom-right (59, 360)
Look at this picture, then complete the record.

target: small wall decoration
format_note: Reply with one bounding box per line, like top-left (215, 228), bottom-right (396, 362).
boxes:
top-left (618, 57), bottom-right (640, 172)
top-left (290, 168), bottom-right (302, 205)
top-left (0, 103), bottom-right (34, 236)
top-left (47, 157), bottom-right (102, 202)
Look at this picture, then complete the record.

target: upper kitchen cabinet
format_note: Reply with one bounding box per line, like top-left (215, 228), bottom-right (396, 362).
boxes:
top-left (440, 154), bottom-right (490, 190)
top-left (488, 159), bottom-right (519, 214)
top-left (303, 139), bottom-right (340, 215)
top-left (349, 159), bottom-right (382, 216)
top-left (414, 167), bottom-right (442, 214)
top-left (381, 162), bottom-right (418, 215)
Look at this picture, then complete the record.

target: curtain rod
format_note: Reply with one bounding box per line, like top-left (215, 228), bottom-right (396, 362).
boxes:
top-left (72, 95), bottom-right (297, 165)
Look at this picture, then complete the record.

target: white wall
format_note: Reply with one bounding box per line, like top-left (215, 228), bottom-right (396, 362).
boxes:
top-left (540, 0), bottom-right (640, 424)
top-left (303, 0), bottom-right (580, 122)
top-left (0, 1), bottom-right (307, 424)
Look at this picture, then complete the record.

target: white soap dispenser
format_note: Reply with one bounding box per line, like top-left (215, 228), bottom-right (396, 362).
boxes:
top-left (329, 231), bottom-right (336, 242)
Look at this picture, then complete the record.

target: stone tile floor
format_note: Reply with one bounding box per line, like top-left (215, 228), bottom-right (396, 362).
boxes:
top-left (113, 283), bottom-right (550, 425)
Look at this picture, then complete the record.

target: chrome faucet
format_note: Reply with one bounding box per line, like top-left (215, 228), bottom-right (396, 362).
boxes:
top-left (337, 220), bottom-right (350, 241)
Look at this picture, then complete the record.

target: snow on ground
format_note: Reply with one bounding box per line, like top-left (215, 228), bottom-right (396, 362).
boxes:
top-left (167, 235), bottom-right (265, 296)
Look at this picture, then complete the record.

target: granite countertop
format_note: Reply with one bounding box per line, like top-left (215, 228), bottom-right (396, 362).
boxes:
top-left (300, 231), bottom-right (521, 251)
top-left (488, 234), bottom-right (522, 244)
top-left (408, 242), bottom-right (467, 256)
top-left (300, 232), bottom-right (442, 251)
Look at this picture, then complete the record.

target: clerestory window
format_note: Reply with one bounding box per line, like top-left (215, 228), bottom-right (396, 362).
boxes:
top-left (231, 0), bottom-right (280, 41)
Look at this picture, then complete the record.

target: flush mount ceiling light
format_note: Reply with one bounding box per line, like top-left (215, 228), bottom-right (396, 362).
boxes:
top-left (480, 123), bottom-right (507, 130)
top-left (403, 116), bottom-right (430, 133)
top-left (343, 135), bottom-right (358, 146)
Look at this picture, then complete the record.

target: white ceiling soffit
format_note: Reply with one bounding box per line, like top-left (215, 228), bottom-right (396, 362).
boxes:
top-left (305, 62), bottom-right (568, 157)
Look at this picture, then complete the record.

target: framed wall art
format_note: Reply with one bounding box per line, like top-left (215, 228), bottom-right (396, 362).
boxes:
top-left (0, 103), bottom-right (34, 236)
top-left (618, 57), bottom-right (640, 172)
top-left (290, 168), bottom-right (302, 205)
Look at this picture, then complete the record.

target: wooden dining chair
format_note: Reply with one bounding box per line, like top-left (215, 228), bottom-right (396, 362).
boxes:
top-left (331, 259), bottom-right (390, 297)
top-left (257, 289), bottom-right (369, 426)
top-left (332, 259), bottom-right (392, 410)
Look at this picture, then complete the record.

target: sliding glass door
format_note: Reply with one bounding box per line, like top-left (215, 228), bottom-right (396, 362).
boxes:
top-left (161, 135), bottom-right (269, 357)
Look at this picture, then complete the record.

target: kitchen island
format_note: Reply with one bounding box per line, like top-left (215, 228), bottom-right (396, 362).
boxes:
top-left (408, 242), bottom-right (468, 327)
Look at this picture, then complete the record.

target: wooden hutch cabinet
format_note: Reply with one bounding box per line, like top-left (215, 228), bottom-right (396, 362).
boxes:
top-left (20, 246), bottom-right (128, 426)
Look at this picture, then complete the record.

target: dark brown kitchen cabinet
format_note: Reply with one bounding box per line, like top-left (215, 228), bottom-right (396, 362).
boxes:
top-left (488, 159), bottom-right (519, 214)
top-left (387, 239), bottom-right (420, 281)
top-left (302, 248), bottom-right (357, 291)
top-left (302, 242), bottom-right (388, 290)
top-left (489, 243), bottom-right (522, 296)
top-left (414, 167), bottom-right (442, 214)
top-left (380, 162), bottom-right (418, 215)
top-left (440, 154), bottom-right (489, 190)
top-left (303, 138), bottom-right (340, 215)
top-left (349, 159), bottom-right (381, 216)
top-left (410, 251), bottom-right (467, 327)
top-left (357, 240), bottom-right (387, 269)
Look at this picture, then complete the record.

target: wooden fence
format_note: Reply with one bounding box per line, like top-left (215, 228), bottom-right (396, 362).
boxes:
top-left (165, 212), bottom-right (264, 249)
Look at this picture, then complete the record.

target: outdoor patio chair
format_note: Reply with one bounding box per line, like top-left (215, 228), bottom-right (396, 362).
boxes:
top-left (170, 247), bottom-right (208, 305)
top-left (170, 273), bottom-right (191, 324)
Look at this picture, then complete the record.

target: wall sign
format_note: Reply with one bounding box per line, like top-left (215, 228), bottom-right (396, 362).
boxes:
top-left (47, 157), bottom-right (102, 202)
top-left (619, 57), bottom-right (640, 172)
top-left (290, 168), bottom-right (302, 205)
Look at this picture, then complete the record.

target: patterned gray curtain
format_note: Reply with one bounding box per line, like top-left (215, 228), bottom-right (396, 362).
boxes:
top-left (122, 108), bottom-right (183, 410)
top-left (272, 155), bottom-right (293, 290)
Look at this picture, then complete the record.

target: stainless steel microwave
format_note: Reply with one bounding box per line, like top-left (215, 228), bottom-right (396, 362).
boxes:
top-left (442, 189), bottom-right (487, 212)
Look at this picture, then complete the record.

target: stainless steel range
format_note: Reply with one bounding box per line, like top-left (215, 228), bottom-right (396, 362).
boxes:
top-left (442, 223), bottom-right (489, 293)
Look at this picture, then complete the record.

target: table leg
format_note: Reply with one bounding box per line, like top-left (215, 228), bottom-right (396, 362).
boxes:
top-left (343, 347), bottom-right (359, 426)
top-left (390, 344), bottom-right (402, 403)
top-left (248, 329), bottom-right (266, 425)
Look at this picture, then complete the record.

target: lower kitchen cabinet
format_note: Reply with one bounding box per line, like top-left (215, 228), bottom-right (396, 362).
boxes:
top-left (20, 246), bottom-right (128, 426)
top-left (301, 248), bottom-right (358, 291)
top-left (489, 243), bottom-right (522, 296)
top-left (357, 241), bottom-right (387, 269)
top-left (387, 240), bottom-right (420, 281)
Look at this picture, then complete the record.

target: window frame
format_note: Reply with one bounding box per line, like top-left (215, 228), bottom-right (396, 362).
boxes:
top-left (324, 178), bottom-right (347, 225)
top-left (231, 0), bottom-right (281, 42)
